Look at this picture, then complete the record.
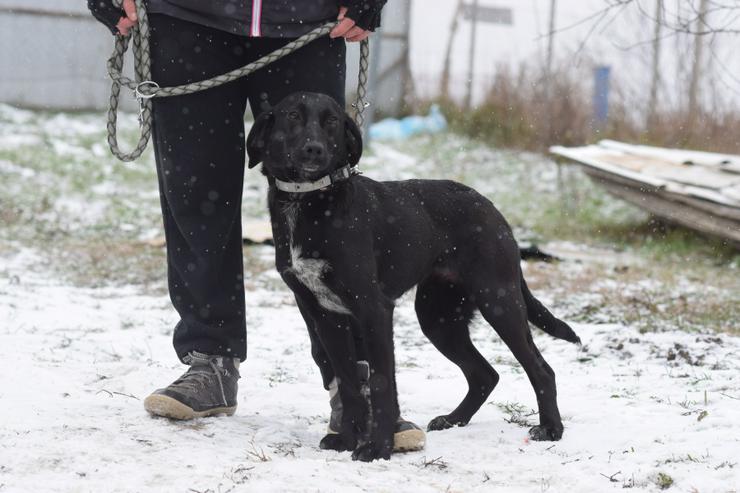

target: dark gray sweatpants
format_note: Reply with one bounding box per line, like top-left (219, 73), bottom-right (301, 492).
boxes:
top-left (149, 13), bottom-right (346, 364)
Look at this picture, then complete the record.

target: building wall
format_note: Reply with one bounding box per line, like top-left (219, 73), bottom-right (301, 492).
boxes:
top-left (0, 0), bottom-right (124, 110)
top-left (0, 0), bottom-right (410, 115)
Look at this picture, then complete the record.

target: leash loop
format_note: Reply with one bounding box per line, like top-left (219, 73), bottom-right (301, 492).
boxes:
top-left (134, 81), bottom-right (159, 100)
top-left (106, 0), bottom-right (371, 162)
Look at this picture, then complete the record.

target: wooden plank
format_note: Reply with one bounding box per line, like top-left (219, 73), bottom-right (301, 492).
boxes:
top-left (551, 145), bottom-right (740, 207)
top-left (599, 139), bottom-right (740, 174)
top-left (582, 169), bottom-right (740, 247)
top-left (661, 189), bottom-right (740, 222)
top-left (723, 186), bottom-right (740, 203)
top-left (550, 146), bottom-right (668, 187)
top-left (578, 167), bottom-right (740, 222)
top-left (553, 145), bottom-right (740, 191)
top-left (551, 141), bottom-right (740, 246)
top-left (592, 152), bottom-right (739, 190)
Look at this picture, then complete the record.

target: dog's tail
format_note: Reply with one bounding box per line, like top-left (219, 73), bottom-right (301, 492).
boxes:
top-left (521, 276), bottom-right (581, 344)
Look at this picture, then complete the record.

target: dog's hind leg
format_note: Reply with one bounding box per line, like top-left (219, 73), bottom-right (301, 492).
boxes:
top-left (474, 280), bottom-right (564, 441)
top-left (415, 276), bottom-right (500, 432)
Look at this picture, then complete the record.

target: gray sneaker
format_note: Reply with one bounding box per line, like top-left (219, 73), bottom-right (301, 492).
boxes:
top-left (323, 361), bottom-right (426, 453)
top-left (143, 351), bottom-right (240, 420)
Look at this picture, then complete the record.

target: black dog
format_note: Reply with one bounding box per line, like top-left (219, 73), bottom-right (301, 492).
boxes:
top-left (247, 92), bottom-right (580, 462)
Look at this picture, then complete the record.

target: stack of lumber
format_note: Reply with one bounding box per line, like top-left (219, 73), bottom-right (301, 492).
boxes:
top-left (550, 140), bottom-right (740, 247)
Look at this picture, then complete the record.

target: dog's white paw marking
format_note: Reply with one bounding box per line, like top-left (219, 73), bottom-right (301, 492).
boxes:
top-left (283, 201), bottom-right (350, 315)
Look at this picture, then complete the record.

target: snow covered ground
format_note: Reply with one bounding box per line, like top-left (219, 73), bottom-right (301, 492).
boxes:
top-left (2, 247), bottom-right (739, 492)
top-left (1, 105), bottom-right (739, 492)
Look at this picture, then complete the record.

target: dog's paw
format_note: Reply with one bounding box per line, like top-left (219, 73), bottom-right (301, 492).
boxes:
top-left (319, 433), bottom-right (354, 451)
top-left (427, 415), bottom-right (466, 431)
top-left (528, 424), bottom-right (563, 441)
top-left (352, 441), bottom-right (392, 462)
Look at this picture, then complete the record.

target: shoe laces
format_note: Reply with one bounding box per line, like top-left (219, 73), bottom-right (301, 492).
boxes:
top-left (172, 351), bottom-right (230, 407)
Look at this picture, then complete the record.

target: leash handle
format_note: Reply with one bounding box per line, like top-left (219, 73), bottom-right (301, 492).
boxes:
top-left (106, 0), bottom-right (371, 162)
top-left (106, 0), bottom-right (153, 162)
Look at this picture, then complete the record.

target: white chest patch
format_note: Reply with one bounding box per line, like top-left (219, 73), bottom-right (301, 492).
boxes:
top-left (283, 202), bottom-right (351, 315)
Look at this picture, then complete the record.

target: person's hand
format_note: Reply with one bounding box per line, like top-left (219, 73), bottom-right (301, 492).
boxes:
top-left (332, 0), bottom-right (386, 39)
top-left (116, 0), bottom-right (138, 36)
top-left (87, 0), bottom-right (137, 35)
top-left (330, 7), bottom-right (371, 42)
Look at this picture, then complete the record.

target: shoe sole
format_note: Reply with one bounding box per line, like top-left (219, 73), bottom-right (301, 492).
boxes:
top-left (143, 394), bottom-right (236, 420)
top-left (392, 427), bottom-right (426, 453)
top-left (325, 427), bottom-right (426, 453)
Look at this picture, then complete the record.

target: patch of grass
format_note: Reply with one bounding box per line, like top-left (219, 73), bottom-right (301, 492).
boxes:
top-left (609, 388), bottom-right (638, 399)
top-left (416, 456), bottom-right (449, 470)
top-left (0, 106), bottom-right (172, 291)
top-left (495, 401), bottom-right (538, 428)
top-left (50, 237), bottom-right (168, 293)
top-left (246, 440), bottom-right (271, 462)
top-left (654, 472), bottom-right (674, 490)
top-left (525, 247), bottom-right (740, 336)
top-left (2, 105), bottom-right (737, 339)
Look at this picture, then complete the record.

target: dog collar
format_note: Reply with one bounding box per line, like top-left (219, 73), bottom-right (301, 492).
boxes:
top-left (274, 165), bottom-right (359, 193)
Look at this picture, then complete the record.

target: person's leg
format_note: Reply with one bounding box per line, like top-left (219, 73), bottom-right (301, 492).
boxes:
top-left (144, 14), bottom-right (249, 419)
top-left (245, 35), bottom-right (346, 115)
top-left (149, 14), bottom-right (250, 363)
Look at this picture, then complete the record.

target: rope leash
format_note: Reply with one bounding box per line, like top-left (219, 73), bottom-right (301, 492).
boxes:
top-left (107, 0), bottom-right (370, 162)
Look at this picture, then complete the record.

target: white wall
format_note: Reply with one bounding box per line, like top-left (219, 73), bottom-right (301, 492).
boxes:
top-left (409, 0), bottom-right (740, 113)
top-left (0, 0), bottom-right (410, 114)
top-left (5, 0), bottom-right (733, 116)
top-left (0, 0), bottom-right (127, 110)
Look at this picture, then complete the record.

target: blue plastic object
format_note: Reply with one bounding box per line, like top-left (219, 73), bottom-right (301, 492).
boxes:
top-left (369, 104), bottom-right (447, 140)
top-left (593, 65), bottom-right (611, 127)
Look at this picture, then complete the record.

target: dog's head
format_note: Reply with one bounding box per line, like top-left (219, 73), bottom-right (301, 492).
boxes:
top-left (246, 92), bottom-right (363, 182)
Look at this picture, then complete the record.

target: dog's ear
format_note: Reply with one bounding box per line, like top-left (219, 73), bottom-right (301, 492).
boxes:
top-left (247, 110), bottom-right (274, 168)
top-left (344, 116), bottom-right (363, 165)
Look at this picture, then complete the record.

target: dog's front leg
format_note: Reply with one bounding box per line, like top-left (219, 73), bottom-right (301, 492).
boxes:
top-left (280, 273), bottom-right (367, 452)
top-left (309, 311), bottom-right (369, 452)
top-left (351, 297), bottom-right (399, 462)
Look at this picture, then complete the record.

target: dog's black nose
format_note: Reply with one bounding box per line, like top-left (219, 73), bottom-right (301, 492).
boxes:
top-left (302, 142), bottom-right (325, 159)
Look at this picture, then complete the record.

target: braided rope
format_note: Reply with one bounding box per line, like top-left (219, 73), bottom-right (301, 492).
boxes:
top-left (106, 0), bottom-right (371, 162)
top-left (353, 39), bottom-right (371, 129)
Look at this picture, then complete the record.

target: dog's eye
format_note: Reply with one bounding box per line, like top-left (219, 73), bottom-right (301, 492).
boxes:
top-left (287, 111), bottom-right (301, 121)
top-left (325, 116), bottom-right (339, 126)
